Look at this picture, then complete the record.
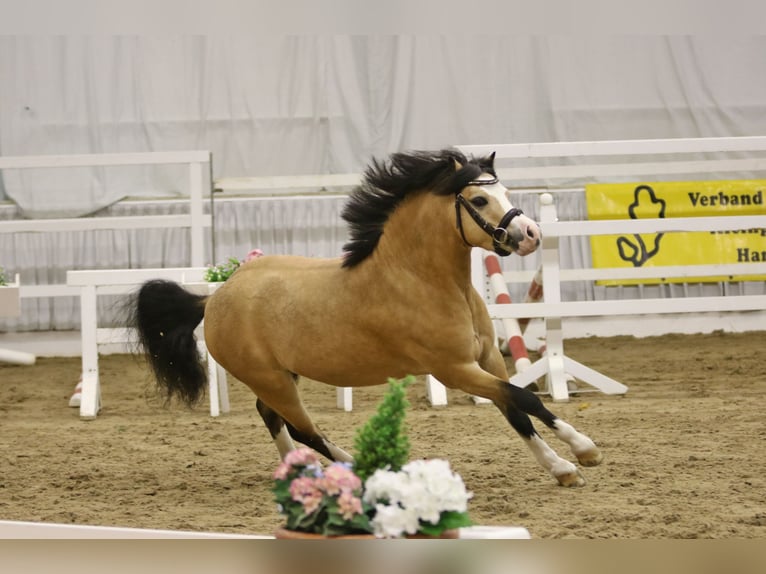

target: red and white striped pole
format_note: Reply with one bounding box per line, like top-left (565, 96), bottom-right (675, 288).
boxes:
top-left (483, 253), bottom-right (531, 374)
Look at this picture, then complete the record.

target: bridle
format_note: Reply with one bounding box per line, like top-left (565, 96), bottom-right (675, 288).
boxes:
top-left (454, 175), bottom-right (524, 255)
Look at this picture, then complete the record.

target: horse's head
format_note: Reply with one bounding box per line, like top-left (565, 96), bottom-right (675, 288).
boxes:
top-left (454, 153), bottom-right (541, 256)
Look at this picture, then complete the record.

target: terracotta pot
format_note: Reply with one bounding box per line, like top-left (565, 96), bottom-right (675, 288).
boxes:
top-left (405, 529), bottom-right (460, 539)
top-left (274, 527), bottom-right (460, 539)
top-left (274, 527), bottom-right (376, 540)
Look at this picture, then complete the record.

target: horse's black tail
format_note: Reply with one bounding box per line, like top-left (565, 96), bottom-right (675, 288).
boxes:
top-left (127, 279), bottom-right (208, 406)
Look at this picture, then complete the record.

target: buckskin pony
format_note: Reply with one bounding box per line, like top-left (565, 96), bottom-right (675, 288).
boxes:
top-left (129, 149), bottom-right (602, 486)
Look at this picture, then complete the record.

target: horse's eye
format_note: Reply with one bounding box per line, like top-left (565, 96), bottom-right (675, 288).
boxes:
top-left (470, 196), bottom-right (489, 208)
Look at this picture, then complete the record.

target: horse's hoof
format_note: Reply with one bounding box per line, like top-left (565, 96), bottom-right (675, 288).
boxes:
top-left (555, 470), bottom-right (586, 487)
top-left (576, 449), bottom-right (603, 467)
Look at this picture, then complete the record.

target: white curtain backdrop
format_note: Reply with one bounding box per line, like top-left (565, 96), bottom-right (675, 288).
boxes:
top-left (2, 36), bottom-right (766, 216)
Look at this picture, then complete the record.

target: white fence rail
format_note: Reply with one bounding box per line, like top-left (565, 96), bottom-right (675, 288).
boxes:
top-left (0, 150), bottom-right (213, 304)
top-left (458, 135), bottom-right (766, 190)
top-left (65, 267), bottom-right (231, 420)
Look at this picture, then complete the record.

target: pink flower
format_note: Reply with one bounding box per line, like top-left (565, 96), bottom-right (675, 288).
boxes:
top-left (337, 490), bottom-right (363, 520)
top-left (244, 248), bottom-right (264, 262)
top-left (289, 477), bottom-right (323, 514)
top-left (320, 463), bottom-right (362, 495)
top-left (273, 461), bottom-right (291, 480)
top-left (284, 447), bottom-right (320, 468)
top-left (272, 448), bottom-right (369, 533)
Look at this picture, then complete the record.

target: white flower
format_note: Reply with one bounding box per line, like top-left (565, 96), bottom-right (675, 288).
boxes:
top-left (364, 459), bottom-right (472, 537)
top-left (371, 504), bottom-right (420, 538)
top-left (363, 469), bottom-right (413, 505)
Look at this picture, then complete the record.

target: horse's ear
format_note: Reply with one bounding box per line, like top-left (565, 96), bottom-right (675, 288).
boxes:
top-left (453, 158), bottom-right (463, 171)
top-left (488, 151), bottom-right (496, 168)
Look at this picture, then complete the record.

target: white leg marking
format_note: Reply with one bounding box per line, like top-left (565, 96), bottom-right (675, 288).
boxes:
top-left (325, 440), bottom-right (354, 463)
top-left (551, 418), bottom-right (603, 466)
top-left (551, 419), bottom-right (596, 454)
top-left (526, 434), bottom-right (584, 486)
top-left (275, 426), bottom-right (296, 459)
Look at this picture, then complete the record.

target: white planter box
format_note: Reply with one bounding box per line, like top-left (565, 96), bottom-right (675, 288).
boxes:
top-left (183, 281), bottom-right (223, 296)
top-left (0, 274), bottom-right (21, 318)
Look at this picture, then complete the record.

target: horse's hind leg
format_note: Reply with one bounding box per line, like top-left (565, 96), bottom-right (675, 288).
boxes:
top-left (501, 382), bottom-right (603, 468)
top-left (249, 372), bottom-right (352, 463)
top-left (256, 398), bottom-right (296, 459)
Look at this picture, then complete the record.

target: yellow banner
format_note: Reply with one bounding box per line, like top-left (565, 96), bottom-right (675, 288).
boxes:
top-left (585, 180), bottom-right (766, 285)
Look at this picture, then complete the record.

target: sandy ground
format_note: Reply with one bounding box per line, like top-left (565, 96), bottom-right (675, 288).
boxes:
top-left (1, 330), bottom-right (765, 539)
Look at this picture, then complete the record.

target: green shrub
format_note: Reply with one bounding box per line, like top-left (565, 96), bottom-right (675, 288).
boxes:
top-left (352, 375), bottom-right (413, 481)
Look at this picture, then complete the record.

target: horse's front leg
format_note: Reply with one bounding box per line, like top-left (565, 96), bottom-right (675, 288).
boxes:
top-left (498, 381), bottom-right (609, 487)
top-left (479, 343), bottom-right (603, 471)
top-left (433, 362), bottom-right (586, 487)
top-left (501, 395), bottom-right (586, 487)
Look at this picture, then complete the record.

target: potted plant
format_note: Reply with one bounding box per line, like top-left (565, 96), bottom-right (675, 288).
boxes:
top-left (354, 376), bottom-right (472, 537)
top-left (203, 249), bottom-right (264, 283)
top-left (203, 256), bottom-right (243, 283)
top-left (271, 448), bottom-right (374, 538)
top-left (271, 376), bottom-right (472, 539)
top-left (352, 375), bottom-right (412, 481)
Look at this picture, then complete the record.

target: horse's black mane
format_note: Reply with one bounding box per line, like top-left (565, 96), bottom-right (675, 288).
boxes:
top-left (341, 148), bottom-right (495, 268)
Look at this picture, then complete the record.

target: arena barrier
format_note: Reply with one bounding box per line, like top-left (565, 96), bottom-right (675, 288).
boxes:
top-left (454, 136), bottom-right (766, 401)
top-left (484, 255), bottom-right (581, 393)
top-left (65, 267), bottom-right (230, 419)
top-left (0, 150), bottom-right (213, 320)
top-left (459, 135), bottom-right (766, 184)
top-left (0, 519), bottom-right (529, 539)
top-left (66, 263), bottom-right (373, 418)
top-left (0, 519), bottom-right (270, 539)
top-left (482, 193), bottom-right (766, 401)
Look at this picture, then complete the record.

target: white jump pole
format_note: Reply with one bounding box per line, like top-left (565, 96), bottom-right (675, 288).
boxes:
top-left (0, 347), bottom-right (36, 365)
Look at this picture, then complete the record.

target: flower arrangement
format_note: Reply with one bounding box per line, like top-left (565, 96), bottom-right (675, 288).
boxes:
top-left (203, 256), bottom-right (242, 283)
top-left (272, 447), bottom-right (373, 536)
top-left (0, 266), bottom-right (6, 286)
top-left (363, 458), bottom-right (472, 538)
top-left (272, 376), bottom-right (473, 538)
top-left (204, 249), bottom-right (264, 283)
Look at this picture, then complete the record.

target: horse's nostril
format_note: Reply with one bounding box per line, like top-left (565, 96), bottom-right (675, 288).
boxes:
top-left (526, 227), bottom-right (538, 239)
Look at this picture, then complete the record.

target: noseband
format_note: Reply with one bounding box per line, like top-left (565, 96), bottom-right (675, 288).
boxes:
top-left (454, 176), bottom-right (524, 255)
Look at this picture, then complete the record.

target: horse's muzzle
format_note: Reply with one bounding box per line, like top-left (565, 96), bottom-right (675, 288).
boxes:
top-left (498, 218), bottom-right (541, 256)
top-left (516, 222), bottom-right (543, 256)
